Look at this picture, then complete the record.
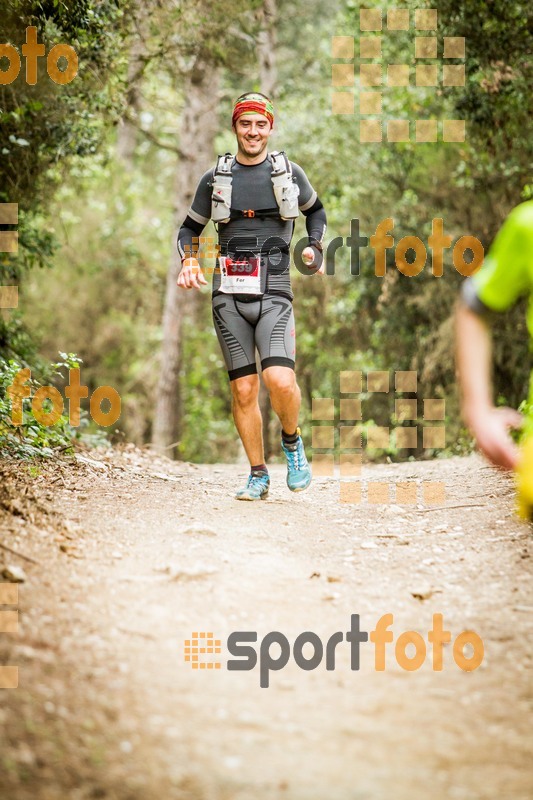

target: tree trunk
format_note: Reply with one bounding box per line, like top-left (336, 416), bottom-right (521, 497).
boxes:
top-left (116, 7), bottom-right (147, 164)
top-left (256, 0), bottom-right (278, 99)
top-left (151, 55), bottom-right (220, 456)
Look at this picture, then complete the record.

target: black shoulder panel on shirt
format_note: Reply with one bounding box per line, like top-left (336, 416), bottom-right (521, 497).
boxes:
top-left (182, 215), bottom-right (205, 236)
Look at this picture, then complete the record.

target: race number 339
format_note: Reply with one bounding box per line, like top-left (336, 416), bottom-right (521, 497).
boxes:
top-left (219, 256), bottom-right (262, 295)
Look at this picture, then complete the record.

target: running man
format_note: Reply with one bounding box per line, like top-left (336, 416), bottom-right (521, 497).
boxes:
top-left (456, 200), bottom-right (533, 513)
top-left (176, 92), bottom-right (327, 500)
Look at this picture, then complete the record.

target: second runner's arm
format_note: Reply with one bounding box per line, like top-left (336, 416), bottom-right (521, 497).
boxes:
top-left (454, 205), bottom-right (533, 469)
top-left (455, 300), bottom-right (521, 469)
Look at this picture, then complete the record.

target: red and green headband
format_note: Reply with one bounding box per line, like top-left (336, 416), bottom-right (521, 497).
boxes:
top-left (232, 93), bottom-right (275, 128)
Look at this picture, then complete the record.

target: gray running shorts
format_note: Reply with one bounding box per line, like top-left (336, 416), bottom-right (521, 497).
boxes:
top-left (212, 293), bottom-right (296, 381)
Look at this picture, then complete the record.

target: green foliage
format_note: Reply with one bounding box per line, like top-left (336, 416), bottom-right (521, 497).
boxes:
top-left (0, 351), bottom-right (96, 459)
top-left (0, 0), bottom-right (130, 361)
top-left (0, 0), bottom-right (128, 208)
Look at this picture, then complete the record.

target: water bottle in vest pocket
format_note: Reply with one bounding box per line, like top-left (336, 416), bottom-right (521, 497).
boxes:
top-left (271, 151), bottom-right (300, 220)
top-left (211, 175), bottom-right (232, 223)
top-left (279, 180), bottom-right (300, 220)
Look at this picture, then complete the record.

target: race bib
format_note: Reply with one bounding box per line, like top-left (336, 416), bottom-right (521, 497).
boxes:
top-left (219, 255), bottom-right (262, 295)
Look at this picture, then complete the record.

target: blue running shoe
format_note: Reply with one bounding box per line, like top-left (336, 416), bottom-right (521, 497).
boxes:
top-left (281, 427), bottom-right (312, 492)
top-left (235, 471), bottom-right (270, 501)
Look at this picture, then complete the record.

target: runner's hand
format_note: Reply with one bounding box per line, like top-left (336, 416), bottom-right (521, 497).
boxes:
top-left (177, 258), bottom-right (208, 290)
top-left (302, 246), bottom-right (325, 275)
top-left (469, 406), bottom-right (523, 470)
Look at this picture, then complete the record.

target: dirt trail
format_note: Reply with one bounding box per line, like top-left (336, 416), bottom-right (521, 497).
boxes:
top-left (1, 448), bottom-right (532, 800)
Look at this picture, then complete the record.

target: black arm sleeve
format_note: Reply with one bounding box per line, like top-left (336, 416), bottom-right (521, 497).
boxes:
top-left (177, 215), bottom-right (207, 260)
top-left (176, 167), bottom-right (213, 260)
top-left (304, 199), bottom-right (327, 250)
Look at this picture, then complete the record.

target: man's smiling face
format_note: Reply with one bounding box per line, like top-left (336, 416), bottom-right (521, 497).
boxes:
top-left (233, 112), bottom-right (273, 158)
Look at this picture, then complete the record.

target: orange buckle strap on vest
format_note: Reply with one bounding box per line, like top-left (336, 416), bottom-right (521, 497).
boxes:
top-left (242, 209), bottom-right (255, 218)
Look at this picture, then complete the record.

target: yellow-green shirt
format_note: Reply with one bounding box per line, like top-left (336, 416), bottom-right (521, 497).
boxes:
top-left (462, 200), bottom-right (533, 407)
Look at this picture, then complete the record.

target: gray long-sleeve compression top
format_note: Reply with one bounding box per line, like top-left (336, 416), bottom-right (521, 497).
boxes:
top-left (177, 152), bottom-right (327, 301)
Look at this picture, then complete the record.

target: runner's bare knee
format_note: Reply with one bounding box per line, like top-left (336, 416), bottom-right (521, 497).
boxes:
top-left (231, 375), bottom-right (259, 407)
top-left (263, 367), bottom-right (296, 397)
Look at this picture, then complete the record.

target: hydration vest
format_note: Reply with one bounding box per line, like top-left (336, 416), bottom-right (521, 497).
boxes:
top-left (210, 151), bottom-right (300, 224)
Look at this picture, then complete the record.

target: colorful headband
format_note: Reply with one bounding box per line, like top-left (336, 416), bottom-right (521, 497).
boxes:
top-left (232, 93), bottom-right (274, 128)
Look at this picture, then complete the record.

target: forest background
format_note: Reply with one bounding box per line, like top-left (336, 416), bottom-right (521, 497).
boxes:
top-left (0, 0), bottom-right (531, 464)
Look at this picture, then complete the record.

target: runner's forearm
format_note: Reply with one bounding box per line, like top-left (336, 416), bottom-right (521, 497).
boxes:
top-left (455, 301), bottom-right (494, 425)
top-left (177, 215), bottom-right (206, 261)
top-left (303, 202), bottom-right (327, 248)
